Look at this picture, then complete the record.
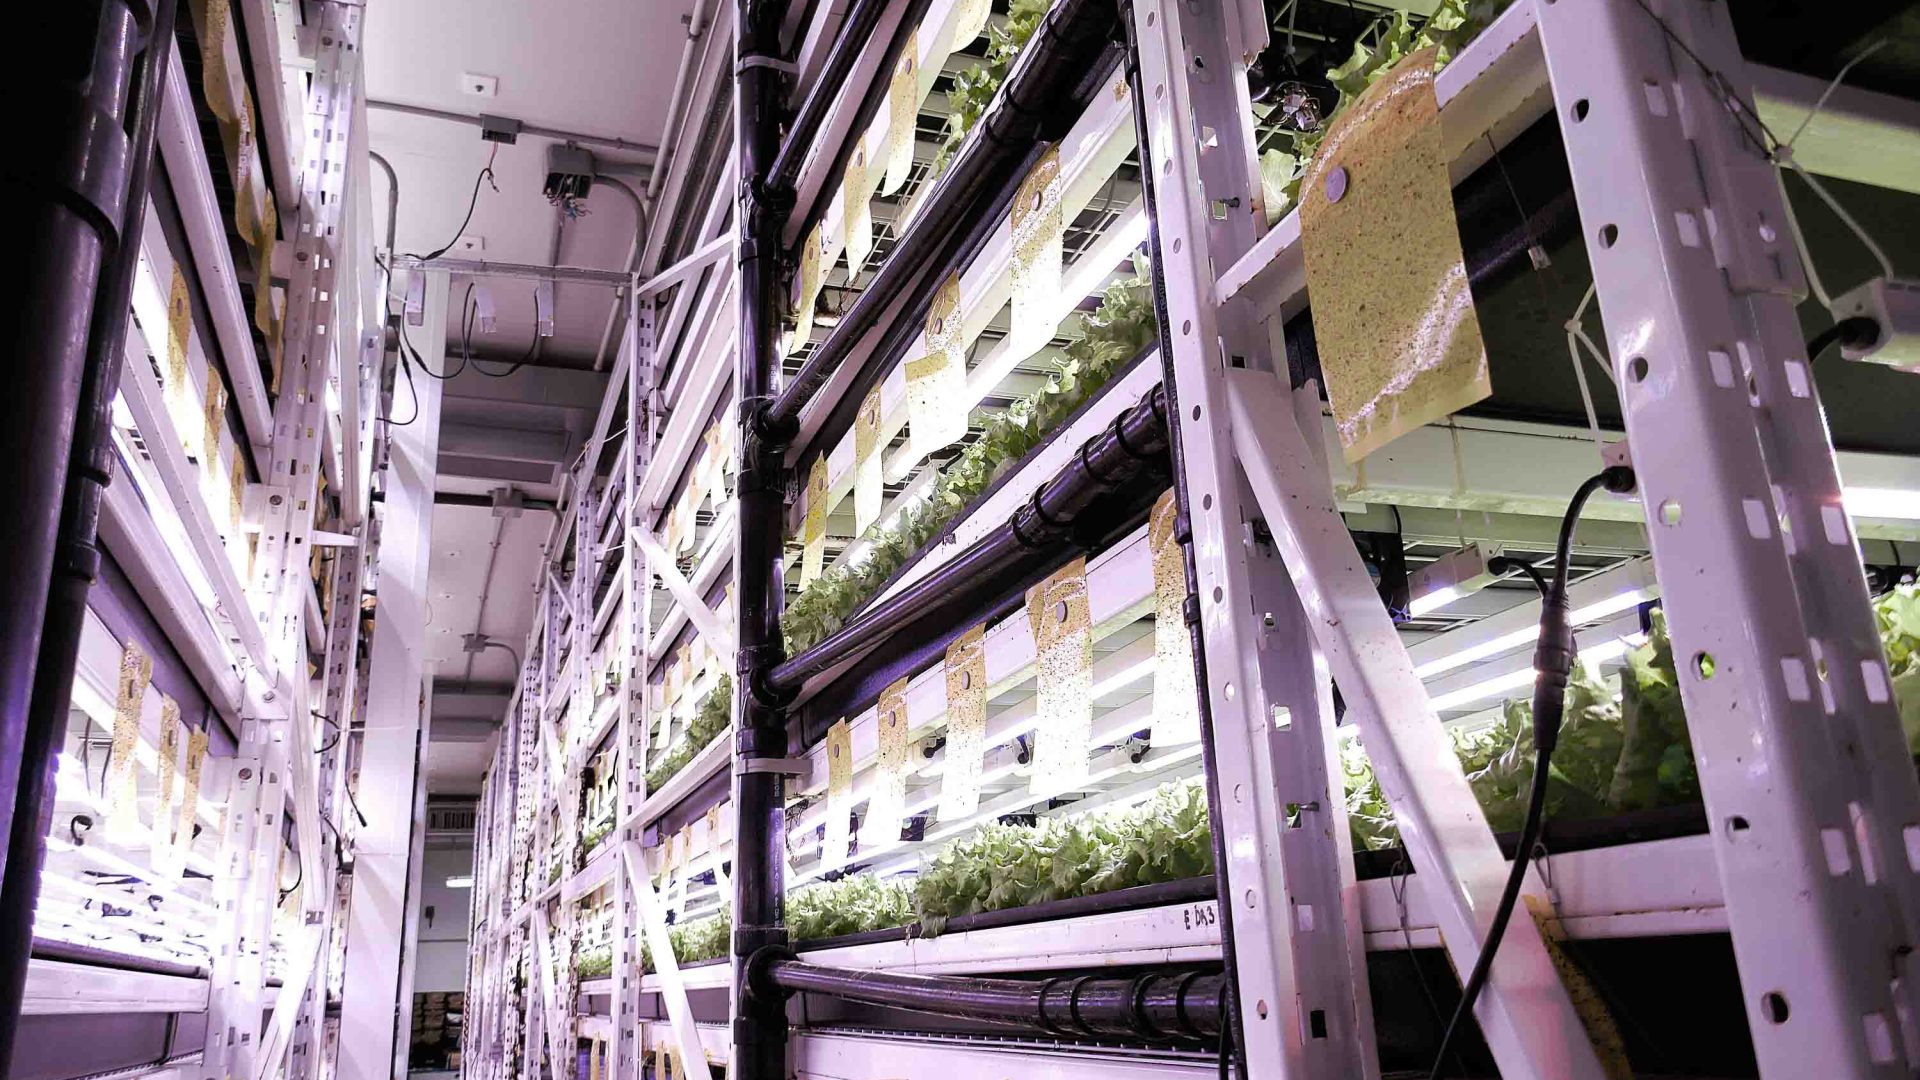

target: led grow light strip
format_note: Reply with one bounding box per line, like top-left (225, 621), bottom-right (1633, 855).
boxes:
top-left (1408, 556), bottom-right (1658, 681)
top-left (1426, 632), bottom-right (1640, 713)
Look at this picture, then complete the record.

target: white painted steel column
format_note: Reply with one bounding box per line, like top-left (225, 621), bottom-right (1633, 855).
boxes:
top-left (1123, 2), bottom-right (1382, 1077)
top-left (615, 291), bottom-right (655, 1080)
top-left (1538, 0), bottom-right (1920, 1073)
top-left (338, 269), bottom-right (445, 1080)
top-left (1135, 0), bottom-right (1608, 1075)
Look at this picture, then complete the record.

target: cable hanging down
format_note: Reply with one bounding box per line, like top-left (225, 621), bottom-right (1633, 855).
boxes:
top-left (1428, 464), bottom-right (1636, 1080)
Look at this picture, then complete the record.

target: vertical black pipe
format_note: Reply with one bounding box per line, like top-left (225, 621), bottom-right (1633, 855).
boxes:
top-left (732, 1), bottom-right (793, 1078)
top-left (1116, 6), bottom-right (1246, 1077)
top-left (0, 0), bottom-right (161, 1069)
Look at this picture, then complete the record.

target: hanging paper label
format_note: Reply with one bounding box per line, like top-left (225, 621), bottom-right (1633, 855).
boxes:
top-left (823, 719), bottom-right (853, 872)
top-left (166, 266), bottom-right (193, 403)
top-left (868, 678), bottom-right (910, 848)
top-left (853, 384), bottom-right (884, 534)
top-left (177, 726), bottom-right (208, 861)
top-left (882, 32), bottom-right (920, 196)
top-left (905, 273), bottom-right (970, 457)
top-left (1009, 146), bottom-right (1065, 360)
top-left (939, 625), bottom-right (988, 820)
top-left (203, 366), bottom-right (228, 479)
top-left (1149, 491), bottom-right (1202, 744)
top-left (952, 0), bottom-right (991, 48)
top-left (1026, 557), bottom-right (1093, 797)
top-left (843, 146), bottom-right (874, 275)
top-left (800, 455), bottom-right (829, 589)
top-left (154, 697), bottom-right (181, 860)
top-left (105, 641), bottom-right (153, 839)
top-left (790, 226), bottom-right (824, 357)
top-left (1299, 47), bottom-right (1491, 462)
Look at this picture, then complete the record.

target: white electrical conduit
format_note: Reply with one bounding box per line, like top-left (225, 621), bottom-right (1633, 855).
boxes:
top-left (590, 174), bottom-right (649, 372)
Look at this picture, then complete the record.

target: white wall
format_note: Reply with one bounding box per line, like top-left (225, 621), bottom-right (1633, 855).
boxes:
top-left (413, 844), bottom-right (474, 992)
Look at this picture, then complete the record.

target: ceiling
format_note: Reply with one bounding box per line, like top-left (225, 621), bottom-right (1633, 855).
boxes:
top-left (363, 0), bottom-right (701, 792)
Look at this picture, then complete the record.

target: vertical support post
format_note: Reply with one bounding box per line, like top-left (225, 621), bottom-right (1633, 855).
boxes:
top-left (1138, 0), bottom-right (1613, 1076)
top-left (616, 291), bottom-right (655, 1080)
top-left (203, 730), bottom-right (288, 1080)
top-left (732, 2), bottom-right (794, 1077)
top-left (1538, 0), bottom-right (1920, 1072)
top-left (338, 269), bottom-right (444, 1080)
top-left (1119, 3), bottom-right (1375, 1077)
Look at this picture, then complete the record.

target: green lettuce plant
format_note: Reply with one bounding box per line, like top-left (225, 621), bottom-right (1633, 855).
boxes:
top-left (933, 0), bottom-right (1051, 175)
top-left (1346, 590), bottom-right (1920, 850)
top-left (1259, 0), bottom-right (1515, 224)
top-left (782, 259), bottom-right (1157, 653)
top-left (645, 675), bottom-right (733, 794)
top-left (913, 777), bottom-right (1213, 933)
top-left (574, 945), bottom-right (611, 979)
top-left (787, 874), bottom-right (915, 941)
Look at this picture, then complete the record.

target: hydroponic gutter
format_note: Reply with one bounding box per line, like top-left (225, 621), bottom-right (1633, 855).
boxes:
top-left (765, 383), bottom-right (1171, 703)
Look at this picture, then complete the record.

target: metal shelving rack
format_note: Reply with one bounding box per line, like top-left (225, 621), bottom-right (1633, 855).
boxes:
top-left (460, 1), bottom-right (1920, 1079)
top-left (7, 2), bottom-right (400, 1079)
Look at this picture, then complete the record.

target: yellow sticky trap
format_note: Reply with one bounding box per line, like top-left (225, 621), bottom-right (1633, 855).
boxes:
top-left (853, 384), bottom-right (884, 534)
top-left (154, 697), bottom-right (181, 860)
top-left (843, 145), bottom-right (874, 276)
top-left (800, 455), bottom-right (829, 589)
top-left (178, 727), bottom-right (208, 859)
top-left (905, 273), bottom-right (970, 458)
top-left (1026, 557), bottom-right (1093, 797)
top-left (105, 641), bottom-right (152, 839)
top-left (203, 366), bottom-right (228, 478)
top-left (790, 226), bottom-right (824, 358)
top-left (1009, 146), bottom-right (1064, 360)
top-left (867, 678), bottom-right (910, 848)
top-left (1299, 48), bottom-right (1491, 463)
top-left (166, 267), bottom-right (192, 390)
top-left (823, 718), bottom-right (853, 872)
top-left (1525, 894), bottom-right (1634, 1078)
top-left (882, 33), bottom-right (920, 197)
top-left (939, 625), bottom-right (988, 820)
top-left (228, 456), bottom-right (246, 538)
top-left (1148, 492), bottom-right (1201, 744)
top-left (952, 0), bottom-right (991, 48)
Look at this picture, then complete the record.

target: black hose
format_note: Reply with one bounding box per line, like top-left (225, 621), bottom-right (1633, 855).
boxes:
top-left (1807, 316), bottom-right (1880, 362)
top-left (1429, 465), bottom-right (1634, 1079)
top-left (762, 958), bottom-right (1226, 1042)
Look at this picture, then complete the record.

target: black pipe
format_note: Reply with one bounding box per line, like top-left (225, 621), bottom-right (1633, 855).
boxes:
top-left (766, 0), bottom-right (924, 199)
top-left (759, 958), bottom-right (1226, 1042)
top-left (731, 1), bottom-right (793, 1078)
top-left (766, 384), bottom-right (1169, 698)
top-left (0, 1), bottom-right (153, 1067)
top-left (1117, 5), bottom-right (1248, 1075)
top-left (757, 0), bottom-right (1121, 446)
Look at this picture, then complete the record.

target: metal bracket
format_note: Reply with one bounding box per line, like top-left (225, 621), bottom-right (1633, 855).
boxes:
top-left (741, 757), bottom-right (805, 776)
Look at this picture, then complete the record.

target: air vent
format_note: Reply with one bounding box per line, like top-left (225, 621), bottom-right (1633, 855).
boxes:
top-left (427, 803), bottom-right (478, 832)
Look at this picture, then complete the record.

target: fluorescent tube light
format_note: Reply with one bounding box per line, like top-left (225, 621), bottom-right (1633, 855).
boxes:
top-left (1844, 486), bottom-right (1920, 521)
top-left (1428, 635), bottom-right (1638, 713)
top-left (445, 875), bottom-right (474, 888)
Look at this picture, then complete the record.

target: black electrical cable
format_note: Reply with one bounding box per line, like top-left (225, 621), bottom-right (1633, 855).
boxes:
top-left (403, 148), bottom-right (498, 264)
top-left (471, 291), bottom-right (544, 378)
top-left (278, 852), bottom-right (303, 903)
top-left (1807, 316), bottom-right (1881, 362)
top-left (346, 782), bottom-right (369, 830)
top-left (316, 713), bottom-right (342, 755)
top-left (1429, 465), bottom-right (1635, 1080)
top-left (1487, 555), bottom-right (1551, 601)
top-left (381, 347), bottom-right (421, 427)
top-left (405, 285), bottom-right (474, 381)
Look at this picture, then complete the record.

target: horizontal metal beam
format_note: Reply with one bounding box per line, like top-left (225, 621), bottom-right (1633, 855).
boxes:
top-left (367, 99), bottom-right (661, 159)
top-left (391, 254), bottom-right (633, 287)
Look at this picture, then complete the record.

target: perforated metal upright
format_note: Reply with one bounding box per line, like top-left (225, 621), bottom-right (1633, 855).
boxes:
top-left (1535, 0), bottom-right (1920, 1073)
top-left (1131, 1), bottom-right (1614, 1078)
top-left (615, 289), bottom-right (657, 1080)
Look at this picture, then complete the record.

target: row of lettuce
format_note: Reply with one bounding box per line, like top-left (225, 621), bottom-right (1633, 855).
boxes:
top-left (579, 585), bottom-right (1920, 977)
